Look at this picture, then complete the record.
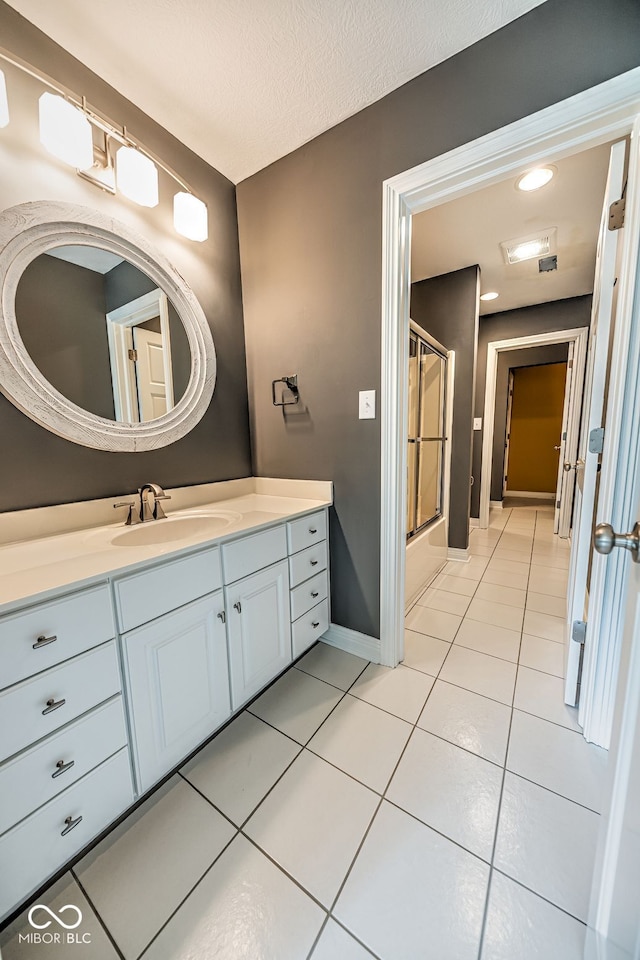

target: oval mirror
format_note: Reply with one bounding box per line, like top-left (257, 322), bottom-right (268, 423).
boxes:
top-left (0, 202), bottom-right (216, 451)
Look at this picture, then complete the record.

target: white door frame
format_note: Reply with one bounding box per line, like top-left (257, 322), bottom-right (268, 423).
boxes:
top-left (480, 329), bottom-right (588, 531)
top-left (380, 67), bottom-right (640, 668)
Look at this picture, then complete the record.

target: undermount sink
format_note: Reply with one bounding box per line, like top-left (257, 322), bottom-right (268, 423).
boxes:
top-left (110, 510), bottom-right (242, 547)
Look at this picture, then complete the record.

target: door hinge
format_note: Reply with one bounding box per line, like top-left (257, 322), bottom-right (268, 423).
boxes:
top-left (562, 432), bottom-right (567, 441)
top-left (128, 348), bottom-right (138, 362)
top-left (572, 620), bottom-right (587, 644)
top-left (556, 499), bottom-right (561, 509)
top-left (609, 197), bottom-right (625, 231)
top-left (589, 426), bottom-right (605, 454)
top-left (568, 359), bottom-right (573, 369)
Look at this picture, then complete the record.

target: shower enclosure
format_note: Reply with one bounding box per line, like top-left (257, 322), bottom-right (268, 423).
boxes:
top-left (407, 330), bottom-right (447, 539)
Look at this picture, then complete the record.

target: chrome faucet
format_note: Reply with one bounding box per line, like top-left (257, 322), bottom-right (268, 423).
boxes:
top-left (139, 483), bottom-right (171, 522)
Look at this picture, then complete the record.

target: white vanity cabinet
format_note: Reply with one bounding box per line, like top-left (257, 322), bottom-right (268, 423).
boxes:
top-left (122, 592), bottom-right (231, 793)
top-left (287, 510), bottom-right (330, 658)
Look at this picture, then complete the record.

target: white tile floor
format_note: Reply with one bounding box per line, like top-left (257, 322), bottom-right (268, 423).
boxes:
top-left (1, 507), bottom-right (609, 960)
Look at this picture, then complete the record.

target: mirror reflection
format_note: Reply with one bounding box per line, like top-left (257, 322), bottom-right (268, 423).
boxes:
top-left (15, 245), bottom-right (191, 422)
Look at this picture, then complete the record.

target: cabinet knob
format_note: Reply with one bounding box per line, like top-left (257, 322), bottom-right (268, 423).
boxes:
top-left (217, 611), bottom-right (226, 623)
top-left (309, 527), bottom-right (318, 534)
top-left (312, 621), bottom-right (320, 629)
top-left (311, 591), bottom-right (319, 598)
top-left (310, 559), bottom-right (319, 567)
top-left (61, 814), bottom-right (83, 836)
top-left (233, 602), bottom-right (242, 614)
top-left (42, 697), bottom-right (66, 716)
top-left (33, 634), bottom-right (57, 650)
top-left (52, 759), bottom-right (75, 779)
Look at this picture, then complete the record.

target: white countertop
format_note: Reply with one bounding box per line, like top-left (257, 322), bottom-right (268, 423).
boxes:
top-left (0, 479), bottom-right (332, 613)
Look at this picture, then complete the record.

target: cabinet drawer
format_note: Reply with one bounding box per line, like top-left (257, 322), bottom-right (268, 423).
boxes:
top-left (289, 540), bottom-right (328, 588)
top-left (290, 570), bottom-right (329, 622)
top-left (222, 525), bottom-right (287, 584)
top-left (116, 547), bottom-right (222, 632)
top-left (0, 696), bottom-right (127, 837)
top-left (0, 747), bottom-right (133, 922)
top-left (0, 642), bottom-right (121, 763)
top-left (287, 510), bottom-right (327, 554)
top-left (292, 600), bottom-right (329, 659)
top-left (0, 584), bottom-right (114, 693)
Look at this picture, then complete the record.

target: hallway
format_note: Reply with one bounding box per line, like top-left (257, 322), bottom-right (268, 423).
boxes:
top-left (1, 508), bottom-right (608, 960)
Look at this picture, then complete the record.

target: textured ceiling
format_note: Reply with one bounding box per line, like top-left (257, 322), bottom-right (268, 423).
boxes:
top-left (6, 0), bottom-right (546, 183)
top-left (411, 141), bottom-right (614, 316)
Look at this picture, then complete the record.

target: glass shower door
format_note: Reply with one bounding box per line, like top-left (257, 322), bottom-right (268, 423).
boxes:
top-left (407, 332), bottom-right (446, 539)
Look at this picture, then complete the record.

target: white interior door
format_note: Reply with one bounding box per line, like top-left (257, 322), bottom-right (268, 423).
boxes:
top-left (564, 139), bottom-right (627, 707)
top-left (134, 327), bottom-right (169, 421)
top-left (555, 341), bottom-right (576, 536)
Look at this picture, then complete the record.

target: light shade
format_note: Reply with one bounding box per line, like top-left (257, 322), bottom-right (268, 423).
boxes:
top-left (39, 92), bottom-right (93, 169)
top-left (173, 192), bottom-right (208, 242)
top-left (516, 166), bottom-right (555, 192)
top-left (116, 146), bottom-right (159, 207)
top-left (480, 291), bottom-right (499, 302)
top-left (0, 69), bottom-right (9, 128)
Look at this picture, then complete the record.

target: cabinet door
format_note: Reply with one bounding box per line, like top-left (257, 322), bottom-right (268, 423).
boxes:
top-left (226, 561), bottom-right (292, 709)
top-left (123, 592), bottom-right (231, 793)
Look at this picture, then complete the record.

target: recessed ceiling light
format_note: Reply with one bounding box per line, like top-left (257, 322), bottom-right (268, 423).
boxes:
top-left (500, 228), bottom-right (557, 265)
top-left (480, 291), bottom-right (499, 301)
top-left (516, 166), bottom-right (555, 192)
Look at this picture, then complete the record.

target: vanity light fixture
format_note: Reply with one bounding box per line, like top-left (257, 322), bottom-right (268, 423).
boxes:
top-left (116, 146), bottom-right (159, 207)
top-left (173, 192), bottom-right (208, 242)
top-left (0, 69), bottom-right (9, 128)
top-left (0, 50), bottom-right (208, 240)
top-left (38, 92), bottom-right (94, 170)
top-left (479, 291), bottom-right (499, 302)
top-left (516, 165), bottom-right (555, 192)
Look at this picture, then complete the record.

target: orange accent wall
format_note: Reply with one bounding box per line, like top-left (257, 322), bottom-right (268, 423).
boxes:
top-left (506, 363), bottom-right (567, 494)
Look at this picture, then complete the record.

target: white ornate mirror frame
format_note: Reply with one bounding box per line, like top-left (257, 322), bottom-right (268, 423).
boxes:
top-left (0, 201), bottom-right (216, 451)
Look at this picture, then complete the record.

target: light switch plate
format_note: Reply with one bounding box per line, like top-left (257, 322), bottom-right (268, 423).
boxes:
top-left (473, 417), bottom-right (482, 431)
top-left (359, 390), bottom-right (376, 420)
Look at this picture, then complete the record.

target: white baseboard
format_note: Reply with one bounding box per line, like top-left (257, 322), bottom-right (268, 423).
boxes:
top-left (490, 500), bottom-right (504, 509)
top-left (448, 547), bottom-right (470, 561)
top-left (469, 517), bottom-right (480, 528)
top-left (321, 624), bottom-right (381, 664)
top-left (505, 490), bottom-right (555, 500)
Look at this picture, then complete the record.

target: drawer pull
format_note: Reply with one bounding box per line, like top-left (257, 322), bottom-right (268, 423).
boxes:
top-left (52, 759), bottom-right (75, 779)
top-left (61, 814), bottom-right (83, 836)
top-left (217, 611), bottom-right (226, 624)
top-left (310, 559), bottom-right (319, 567)
top-left (33, 634), bottom-right (57, 650)
top-left (233, 602), bottom-right (242, 614)
top-left (42, 697), bottom-right (66, 716)
top-left (312, 621), bottom-right (320, 629)
top-left (309, 527), bottom-right (318, 534)
top-left (311, 591), bottom-right (319, 598)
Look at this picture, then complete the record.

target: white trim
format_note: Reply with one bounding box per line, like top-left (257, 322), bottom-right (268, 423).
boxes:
top-left (0, 201), bottom-right (216, 452)
top-left (380, 67), bottom-right (640, 670)
top-left (469, 517), bottom-right (480, 528)
top-left (504, 490), bottom-right (557, 499)
top-left (479, 328), bottom-right (588, 529)
top-left (489, 500), bottom-right (504, 509)
top-left (448, 547), bottom-right (470, 561)
top-left (321, 624), bottom-right (381, 664)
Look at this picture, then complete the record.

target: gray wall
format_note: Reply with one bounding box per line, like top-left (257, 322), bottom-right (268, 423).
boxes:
top-left (0, 3), bottom-right (251, 512)
top-left (16, 255), bottom-right (115, 420)
top-left (237, 0), bottom-right (640, 638)
top-left (491, 344), bottom-right (569, 501)
top-left (411, 267), bottom-right (479, 551)
top-left (471, 295), bottom-right (592, 517)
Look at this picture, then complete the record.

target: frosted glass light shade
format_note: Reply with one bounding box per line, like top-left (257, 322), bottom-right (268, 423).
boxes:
top-left (116, 146), bottom-right (159, 207)
top-left (173, 192), bottom-right (208, 242)
top-left (39, 93), bottom-right (93, 168)
top-left (0, 70), bottom-right (9, 128)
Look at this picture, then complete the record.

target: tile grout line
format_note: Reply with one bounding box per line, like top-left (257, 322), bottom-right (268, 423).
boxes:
top-left (70, 868), bottom-right (127, 960)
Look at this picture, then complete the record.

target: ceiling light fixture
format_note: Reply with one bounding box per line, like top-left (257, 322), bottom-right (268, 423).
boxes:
top-left (516, 165), bottom-right (555, 192)
top-left (0, 69), bottom-right (9, 128)
top-left (38, 92), bottom-right (94, 170)
top-left (173, 192), bottom-right (208, 242)
top-left (116, 146), bottom-right (159, 207)
top-left (500, 228), bottom-right (557, 265)
top-left (480, 291), bottom-right (499, 302)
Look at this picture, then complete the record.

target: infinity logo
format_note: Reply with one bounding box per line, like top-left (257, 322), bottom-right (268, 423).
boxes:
top-left (27, 904), bottom-right (83, 930)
